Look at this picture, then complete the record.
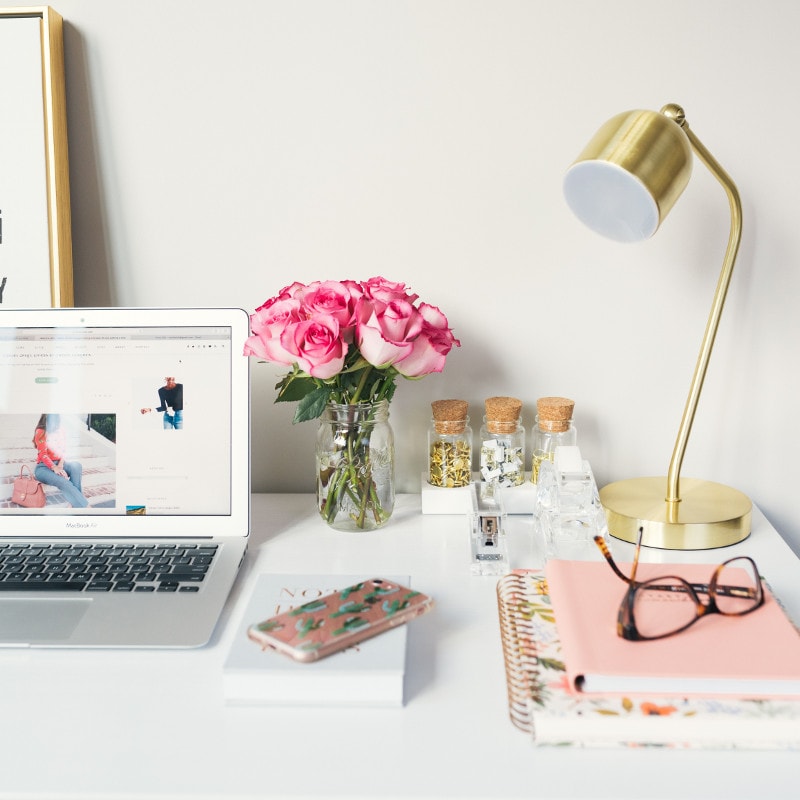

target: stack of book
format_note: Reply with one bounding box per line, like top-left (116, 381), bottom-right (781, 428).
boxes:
top-left (496, 564), bottom-right (800, 749)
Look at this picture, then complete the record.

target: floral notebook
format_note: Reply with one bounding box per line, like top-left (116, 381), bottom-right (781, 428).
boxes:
top-left (496, 569), bottom-right (800, 749)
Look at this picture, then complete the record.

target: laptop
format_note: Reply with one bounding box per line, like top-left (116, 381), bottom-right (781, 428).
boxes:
top-left (0, 307), bottom-right (250, 647)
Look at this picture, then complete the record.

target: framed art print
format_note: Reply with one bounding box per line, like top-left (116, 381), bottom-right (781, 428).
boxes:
top-left (0, 6), bottom-right (73, 308)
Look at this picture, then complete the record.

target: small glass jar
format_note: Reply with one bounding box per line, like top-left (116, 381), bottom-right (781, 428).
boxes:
top-left (480, 396), bottom-right (525, 499)
top-left (428, 399), bottom-right (472, 488)
top-left (531, 396), bottom-right (576, 483)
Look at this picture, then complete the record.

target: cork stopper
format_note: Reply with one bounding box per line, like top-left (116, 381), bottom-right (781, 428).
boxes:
top-left (432, 399), bottom-right (469, 435)
top-left (536, 396), bottom-right (575, 433)
top-left (484, 396), bottom-right (522, 434)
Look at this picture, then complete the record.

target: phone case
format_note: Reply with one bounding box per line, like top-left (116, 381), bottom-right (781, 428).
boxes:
top-left (246, 578), bottom-right (433, 663)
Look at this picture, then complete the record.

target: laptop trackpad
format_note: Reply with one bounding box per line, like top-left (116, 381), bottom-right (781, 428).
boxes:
top-left (0, 598), bottom-right (91, 643)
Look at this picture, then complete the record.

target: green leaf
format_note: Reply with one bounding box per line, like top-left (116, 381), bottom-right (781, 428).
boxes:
top-left (275, 374), bottom-right (317, 403)
top-left (293, 386), bottom-right (332, 423)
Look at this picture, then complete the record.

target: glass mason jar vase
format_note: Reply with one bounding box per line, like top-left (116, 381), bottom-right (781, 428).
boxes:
top-left (316, 400), bottom-right (395, 532)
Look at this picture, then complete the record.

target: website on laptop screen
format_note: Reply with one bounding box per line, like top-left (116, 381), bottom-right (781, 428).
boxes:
top-left (0, 325), bottom-right (233, 518)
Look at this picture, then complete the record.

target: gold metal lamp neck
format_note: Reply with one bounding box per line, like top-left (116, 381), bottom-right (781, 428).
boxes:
top-left (661, 106), bottom-right (743, 511)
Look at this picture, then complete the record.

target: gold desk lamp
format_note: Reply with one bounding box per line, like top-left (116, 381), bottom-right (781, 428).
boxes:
top-left (563, 104), bottom-right (751, 550)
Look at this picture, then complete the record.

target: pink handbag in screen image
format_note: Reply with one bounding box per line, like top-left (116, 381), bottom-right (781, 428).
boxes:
top-left (11, 465), bottom-right (46, 508)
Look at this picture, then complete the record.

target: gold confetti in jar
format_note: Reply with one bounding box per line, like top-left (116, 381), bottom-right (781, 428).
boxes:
top-left (428, 399), bottom-right (473, 488)
top-left (480, 396), bottom-right (525, 499)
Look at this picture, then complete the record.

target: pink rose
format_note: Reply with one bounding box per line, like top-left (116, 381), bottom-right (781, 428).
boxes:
top-left (356, 297), bottom-right (423, 368)
top-left (274, 281), bottom-right (307, 300)
top-left (278, 314), bottom-right (347, 379)
top-left (394, 303), bottom-right (461, 377)
top-left (341, 279), bottom-right (366, 304)
top-left (243, 297), bottom-right (304, 361)
top-left (362, 276), bottom-right (419, 306)
top-left (297, 280), bottom-right (358, 338)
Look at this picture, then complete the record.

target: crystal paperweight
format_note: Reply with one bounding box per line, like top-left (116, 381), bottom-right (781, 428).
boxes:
top-left (533, 445), bottom-right (608, 560)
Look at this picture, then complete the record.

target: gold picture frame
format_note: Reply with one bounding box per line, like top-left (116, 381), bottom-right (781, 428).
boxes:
top-left (0, 6), bottom-right (73, 308)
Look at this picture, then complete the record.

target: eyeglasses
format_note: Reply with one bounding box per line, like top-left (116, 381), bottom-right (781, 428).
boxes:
top-left (593, 527), bottom-right (764, 641)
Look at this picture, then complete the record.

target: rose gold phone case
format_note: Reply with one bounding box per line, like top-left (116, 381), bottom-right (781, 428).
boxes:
top-left (246, 578), bottom-right (433, 662)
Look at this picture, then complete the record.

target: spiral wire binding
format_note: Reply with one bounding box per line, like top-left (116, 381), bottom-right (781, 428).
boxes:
top-left (496, 569), bottom-right (544, 734)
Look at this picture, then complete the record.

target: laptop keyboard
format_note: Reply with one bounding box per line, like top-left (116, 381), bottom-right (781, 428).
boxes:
top-left (0, 542), bottom-right (218, 593)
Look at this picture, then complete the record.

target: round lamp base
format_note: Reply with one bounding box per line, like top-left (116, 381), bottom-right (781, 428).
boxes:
top-left (599, 476), bottom-right (752, 550)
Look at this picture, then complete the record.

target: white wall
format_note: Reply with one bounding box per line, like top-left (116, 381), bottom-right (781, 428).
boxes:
top-left (52, 0), bottom-right (800, 553)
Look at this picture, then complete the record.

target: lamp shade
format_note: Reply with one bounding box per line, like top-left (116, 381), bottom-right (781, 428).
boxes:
top-left (564, 109), bottom-right (693, 243)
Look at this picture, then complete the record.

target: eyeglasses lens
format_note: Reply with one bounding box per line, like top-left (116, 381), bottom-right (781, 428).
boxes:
top-left (715, 558), bottom-right (762, 615)
top-left (632, 577), bottom-right (697, 639)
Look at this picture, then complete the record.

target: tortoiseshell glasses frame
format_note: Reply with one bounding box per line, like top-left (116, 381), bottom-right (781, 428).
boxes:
top-left (593, 527), bottom-right (765, 641)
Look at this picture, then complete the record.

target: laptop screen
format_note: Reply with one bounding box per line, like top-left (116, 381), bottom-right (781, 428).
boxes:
top-left (0, 308), bottom-right (250, 539)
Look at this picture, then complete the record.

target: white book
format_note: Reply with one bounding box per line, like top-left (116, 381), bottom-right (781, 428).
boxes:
top-left (223, 574), bottom-right (409, 707)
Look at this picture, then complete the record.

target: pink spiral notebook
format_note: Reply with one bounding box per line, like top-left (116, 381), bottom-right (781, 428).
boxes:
top-left (545, 559), bottom-right (800, 699)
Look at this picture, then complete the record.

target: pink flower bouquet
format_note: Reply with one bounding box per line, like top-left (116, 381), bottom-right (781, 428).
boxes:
top-left (245, 277), bottom-right (460, 530)
top-left (244, 276), bottom-right (460, 423)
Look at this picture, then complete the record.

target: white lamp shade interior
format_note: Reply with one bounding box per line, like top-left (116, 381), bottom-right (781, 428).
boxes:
top-left (563, 160), bottom-right (659, 243)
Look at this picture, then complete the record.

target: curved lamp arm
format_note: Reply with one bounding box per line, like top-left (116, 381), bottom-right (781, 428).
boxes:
top-left (663, 104), bottom-right (743, 505)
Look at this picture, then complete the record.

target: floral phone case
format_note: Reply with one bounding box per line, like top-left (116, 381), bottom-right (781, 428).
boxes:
top-left (246, 578), bottom-right (433, 662)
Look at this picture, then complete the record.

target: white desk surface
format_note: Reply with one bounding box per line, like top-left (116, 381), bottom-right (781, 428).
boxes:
top-left (2, 494), bottom-right (799, 800)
